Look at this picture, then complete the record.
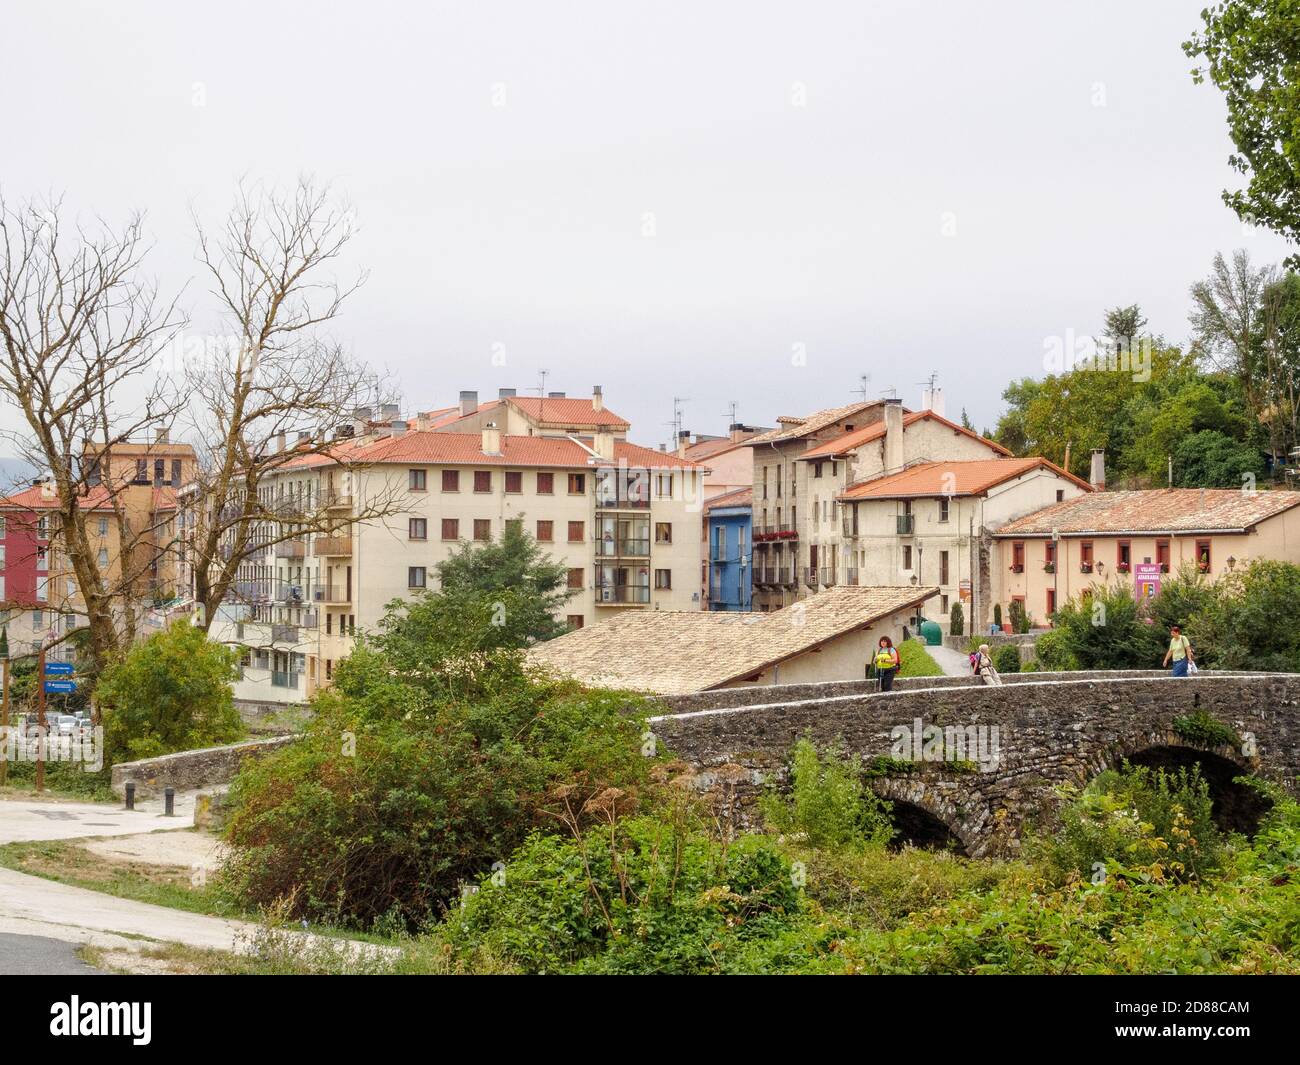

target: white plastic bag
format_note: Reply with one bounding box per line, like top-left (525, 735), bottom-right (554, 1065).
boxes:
top-left (1187, 660), bottom-right (1199, 675)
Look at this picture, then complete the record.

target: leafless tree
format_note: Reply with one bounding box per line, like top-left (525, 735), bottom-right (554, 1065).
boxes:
top-left (178, 178), bottom-right (405, 633)
top-left (0, 194), bottom-right (184, 674)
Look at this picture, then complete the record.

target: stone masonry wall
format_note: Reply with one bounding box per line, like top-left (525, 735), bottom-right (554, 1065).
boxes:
top-left (110, 735), bottom-right (297, 797)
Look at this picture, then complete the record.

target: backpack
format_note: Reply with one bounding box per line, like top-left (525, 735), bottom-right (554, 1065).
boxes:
top-left (969, 652), bottom-right (980, 673)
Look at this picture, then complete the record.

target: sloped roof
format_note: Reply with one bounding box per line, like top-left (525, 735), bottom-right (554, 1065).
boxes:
top-left (799, 409), bottom-right (1011, 461)
top-left (704, 486), bottom-right (753, 511)
top-left (838, 457), bottom-right (1089, 500)
top-left (0, 484), bottom-right (116, 512)
top-left (684, 437), bottom-right (750, 462)
top-left (744, 402), bottom-right (886, 446)
top-left (993, 488), bottom-right (1300, 536)
top-left (507, 396), bottom-right (630, 429)
top-left (526, 585), bottom-right (938, 695)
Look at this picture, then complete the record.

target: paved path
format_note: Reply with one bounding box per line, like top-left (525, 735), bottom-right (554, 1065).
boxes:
top-left (0, 932), bottom-right (105, 975)
top-left (0, 794), bottom-right (390, 969)
top-left (927, 643), bottom-right (975, 678)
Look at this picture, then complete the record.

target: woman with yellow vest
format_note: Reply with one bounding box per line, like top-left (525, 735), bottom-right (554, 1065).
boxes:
top-left (874, 636), bottom-right (901, 692)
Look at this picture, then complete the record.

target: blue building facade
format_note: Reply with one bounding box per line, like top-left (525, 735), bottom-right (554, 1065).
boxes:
top-left (705, 489), bottom-right (753, 611)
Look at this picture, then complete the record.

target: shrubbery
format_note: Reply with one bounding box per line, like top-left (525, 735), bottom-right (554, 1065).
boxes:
top-left (992, 644), bottom-right (1021, 674)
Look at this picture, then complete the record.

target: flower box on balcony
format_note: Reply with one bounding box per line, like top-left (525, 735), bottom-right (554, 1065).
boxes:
top-left (1043, 563), bottom-right (1055, 573)
top-left (1080, 562), bottom-right (1093, 573)
top-left (1159, 562), bottom-right (1170, 573)
top-left (1116, 563), bottom-right (1130, 574)
top-left (1010, 564), bottom-right (1024, 573)
top-left (1198, 563), bottom-right (1211, 573)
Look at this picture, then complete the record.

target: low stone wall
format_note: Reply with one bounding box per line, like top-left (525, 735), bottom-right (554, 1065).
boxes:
top-left (110, 735), bottom-right (297, 798)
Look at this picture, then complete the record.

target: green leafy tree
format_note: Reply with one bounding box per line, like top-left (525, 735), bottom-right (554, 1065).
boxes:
top-left (96, 621), bottom-right (243, 763)
top-left (1051, 583), bottom-right (1165, 669)
top-left (1103, 304), bottom-right (1148, 349)
top-left (434, 518), bottom-right (572, 643)
top-left (1172, 429), bottom-right (1265, 487)
top-left (1185, 3), bottom-right (1300, 266)
top-left (949, 601), bottom-right (964, 637)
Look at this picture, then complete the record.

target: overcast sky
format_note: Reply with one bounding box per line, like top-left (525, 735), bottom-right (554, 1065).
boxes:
top-left (2, 0), bottom-right (1293, 454)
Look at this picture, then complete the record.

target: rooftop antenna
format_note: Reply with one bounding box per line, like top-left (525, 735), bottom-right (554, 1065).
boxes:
top-left (852, 374), bottom-right (871, 403)
top-left (532, 368), bottom-right (549, 424)
top-left (726, 400), bottom-right (739, 425)
top-left (664, 396), bottom-right (688, 448)
top-left (880, 386), bottom-right (898, 400)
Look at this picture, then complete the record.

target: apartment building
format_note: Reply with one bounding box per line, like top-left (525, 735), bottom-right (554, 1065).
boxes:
top-left (211, 391), bottom-right (707, 704)
top-left (679, 423), bottom-right (766, 500)
top-left (837, 457), bottom-right (1089, 631)
top-left (993, 487), bottom-right (1300, 626)
top-left (747, 397), bottom-right (1016, 611)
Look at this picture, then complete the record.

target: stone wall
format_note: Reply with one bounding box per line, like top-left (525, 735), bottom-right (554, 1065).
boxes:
top-left (110, 735), bottom-right (297, 797)
top-left (649, 672), bottom-right (1300, 857)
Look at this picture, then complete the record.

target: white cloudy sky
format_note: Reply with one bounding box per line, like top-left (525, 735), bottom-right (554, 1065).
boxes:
top-left (1, 0), bottom-right (1293, 452)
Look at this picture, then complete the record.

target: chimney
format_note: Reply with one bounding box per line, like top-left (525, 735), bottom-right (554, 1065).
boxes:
top-left (154, 427), bottom-right (170, 445)
top-left (677, 428), bottom-right (691, 458)
top-left (548, 391), bottom-right (566, 399)
top-left (298, 431), bottom-right (311, 445)
top-left (416, 412), bottom-right (433, 432)
top-left (921, 386), bottom-right (945, 418)
top-left (39, 477), bottom-right (55, 501)
top-left (1089, 448), bottom-right (1106, 491)
top-left (275, 431), bottom-right (287, 453)
top-left (592, 385), bottom-right (603, 412)
top-left (481, 421), bottom-right (501, 455)
top-left (498, 387), bottom-right (516, 399)
top-left (459, 390), bottom-right (478, 417)
top-left (390, 419), bottom-right (407, 435)
top-left (381, 403), bottom-right (400, 420)
top-left (729, 422), bottom-right (747, 443)
top-left (883, 398), bottom-right (904, 474)
top-left (593, 429), bottom-right (615, 460)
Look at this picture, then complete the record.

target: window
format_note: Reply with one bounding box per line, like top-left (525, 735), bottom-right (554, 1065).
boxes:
top-left (566, 615), bottom-right (584, 630)
top-left (1156, 539), bottom-right (1170, 569)
top-left (474, 519), bottom-right (491, 541)
top-left (1046, 588), bottom-right (1056, 617)
top-left (37, 576), bottom-right (48, 602)
top-left (568, 473), bottom-right (585, 495)
top-left (655, 569), bottom-right (672, 589)
top-left (655, 473), bottom-right (674, 497)
top-left (474, 470), bottom-right (491, 493)
top-left (32, 610), bottom-right (42, 629)
top-left (441, 518), bottom-right (459, 540)
top-left (408, 567), bottom-right (426, 589)
top-left (1196, 539), bottom-right (1211, 572)
top-left (409, 517), bottom-right (427, 540)
top-left (655, 522), bottom-right (672, 544)
top-left (1055, 489), bottom-right (1065, 502)
top-left (814, 462), bottom-right (823, 479)
top-left (135, 459), bottom-right (148, 483)
top-left (939, 550), bottom-right (949, 585)
top-left (1080, 541), bottom-right (1094, 571)
top-left (1011, 542), bottom-right (1024, 572)
top-left (0, 516), bottom-right (5, 537)
top-left (171, 458), bottom-right (182, 486)
top-left (154, 458), bottom-right (165, 486)
top-left (504, 471), bottom-right (522, 493)
top-left (442, 469), bottom-right (459, 492)
top-left (97, 548), bottom-right (109, 569)
top-left (536, 520), bottom-right (554, 542)
top-left (567, 567), bottom-right (584, 590)
top-left (409, 469), bottom-right (427, 491)
top-left (1045, 541), bottom-right (1056, 566)
top-left (1117, 540), bottom-right (1131, 569)
top-left (568, 521), bottom-right (585, 543)
top-left (939, 497), bottom-right (950, 522)
top-left (903, 544), bottom-right (913, 569)
top-left (537, 471), bottom-right (554, 494)
top-left (97, 517), bottom-right (109, 536)
top-left (36, 546), bottom-right (47, 571)
top-left (36, 517), bottom-right (48, 540)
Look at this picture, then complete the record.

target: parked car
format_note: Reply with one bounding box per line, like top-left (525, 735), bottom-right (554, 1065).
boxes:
top-left (56, 715), bottom-right (79, 737)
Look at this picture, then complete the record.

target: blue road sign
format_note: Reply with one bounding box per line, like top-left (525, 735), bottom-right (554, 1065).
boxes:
top-left (44, 662), bottom-right (75, 676)
top-left (43, 680), bottom-right (76, 694)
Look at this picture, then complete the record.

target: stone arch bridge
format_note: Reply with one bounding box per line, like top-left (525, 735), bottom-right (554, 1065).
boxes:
top-left (647, 671), bottom-right (1300, 857)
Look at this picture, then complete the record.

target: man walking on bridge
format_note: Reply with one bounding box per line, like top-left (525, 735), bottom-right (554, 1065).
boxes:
top-left (1162, 624), bottom-right (1196, 677)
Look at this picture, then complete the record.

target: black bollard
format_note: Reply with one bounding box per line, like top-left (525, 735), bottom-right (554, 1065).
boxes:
top-left (164, 786), bottom-right (175, 817)
top-left (124, 782), bottom-right (135, 810)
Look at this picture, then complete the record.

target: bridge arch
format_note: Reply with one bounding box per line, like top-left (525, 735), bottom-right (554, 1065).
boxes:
top-left (1095, 737), bottom-right (1272, 835)
top-left (870, 777), bottom-right (979, 856)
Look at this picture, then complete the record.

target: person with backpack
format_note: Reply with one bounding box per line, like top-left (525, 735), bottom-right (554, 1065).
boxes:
top-left (972, 643), bottom-right (1002, 686)
top-left (1162, 624), bottom-right (1195, 677)
top-left (874, 636), bottom-right (901, 691)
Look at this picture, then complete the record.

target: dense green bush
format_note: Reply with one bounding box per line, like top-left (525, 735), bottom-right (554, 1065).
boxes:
top-left (949, 602), bottom-right (964, 637)
top-left (96, 621), bottom-right (243, 765)
top-left (1051, 582), bottom-right (1165, 669)
top-left (897, 639), bottom-right (943, 678)
top-left (992, 644), bottom-right (1021, 674)
top-left (1032, 627), bottom-right (1078, 671)
top-left (761, 739), bottom-right (893, 849)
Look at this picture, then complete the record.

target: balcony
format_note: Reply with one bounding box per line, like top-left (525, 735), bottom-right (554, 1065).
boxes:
top-left (314, 536), bottom-right (353, 556)
top-left (803, 567), bottom-right (818, 588)
top-left (312, 585), bottom-right (351, 604)
top-left (845, 567), bottom-right (859, 586)
top-left (271, 670), bottom-right (300, 689)
top-left (596, 495), bottom-right (650, 510)
top-left (271, 623), bottom-right (299, 644)
top-left (594, 583), bottom-right (650, 605)
top-left (896, 515), bottom-right (915, 535)
top-left (779, 567), bottom-right (793, 585)
top-left (819, 567), bottom-right (836, 587)
top-left (275, 584), bottom-right (306, 604)
top-left (753, 524), bottom-right (798, 543)
top-left (841, 518), bottom-right (859, 538)
top-left (324, 492), bottom-right (352, 509)
top-left (596, 538), bottom-right (651, 558)
top-left (275, 539), bottom-right (305, 559)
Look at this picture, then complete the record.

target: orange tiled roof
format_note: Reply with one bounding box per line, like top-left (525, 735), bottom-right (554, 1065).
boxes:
top-left (799, 410), bottom-right (1011, 461)
top-left (507, 396), bottom-right (630, 429)
top-left (683, 437), bottom-right (752, 462)
top-left (704, 486), bottom-right (752, 511)
top-left (838, 457), bottom-right (1089, 500)
top-left (0, 484), bottom-right (116, 511)
top-left (744, 402), bottom-right (886, 445)
top-left (994, 488), bottom-right (1300, 537)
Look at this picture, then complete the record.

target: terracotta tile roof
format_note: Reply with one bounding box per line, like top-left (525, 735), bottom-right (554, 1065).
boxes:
top-left (0, 484), bottom-right (116, 511)
top-left (993, 489), bottom-right (1300, 536)
top-left (507, 396), bottom-right (630, 429)
top-left (278, 431), bottom-right (706, 471)
top-left (704, 486), bottom-right (752, 511)
top-left (683, 437), bottom-right (750, 462)
top-left (152, 487), bottom-right (179, 510)
top-left (838, 457), bottom-right (1089, 500)
top-left (799, 410), bottom-right (1011, 461)
top-left (527, 585), bottom-right (939, 695)
top-left (744, 402), bottom-right (886, 445)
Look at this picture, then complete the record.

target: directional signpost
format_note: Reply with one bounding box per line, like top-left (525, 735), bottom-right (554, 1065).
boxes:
top-left (45, 662), bottom-right (75, 676)
top-left (43, 680), bottom-right (76, 694)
